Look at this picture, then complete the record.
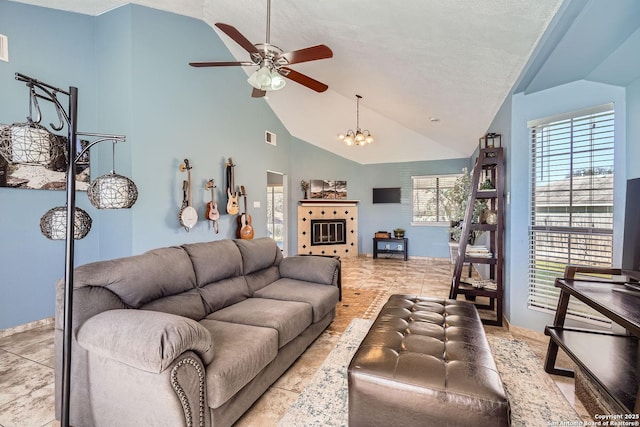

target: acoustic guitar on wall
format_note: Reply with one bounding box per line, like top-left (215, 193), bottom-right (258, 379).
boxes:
top-left (237, 185), bottom-right (254, 239)
top-left (205, 179), bottom-right (220, 233)
top-left (226, 158), bottom-right (239, 215)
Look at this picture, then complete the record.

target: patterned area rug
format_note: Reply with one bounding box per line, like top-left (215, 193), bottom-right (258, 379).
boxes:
top-left (278, 318), bottom-right (581, 427)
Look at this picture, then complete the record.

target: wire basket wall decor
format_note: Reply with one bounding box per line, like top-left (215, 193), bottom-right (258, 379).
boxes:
top-left (40, 206), bottom-right (92, 240)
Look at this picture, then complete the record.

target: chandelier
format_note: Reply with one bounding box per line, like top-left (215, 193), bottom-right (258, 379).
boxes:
top-left (338, 94), bottom-right (374, 146)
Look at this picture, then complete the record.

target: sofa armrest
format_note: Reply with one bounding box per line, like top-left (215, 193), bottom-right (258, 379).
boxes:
top-left (279, 256), bottom-right (340, 286)
top-left (77, 309), bottom-right (214, 373)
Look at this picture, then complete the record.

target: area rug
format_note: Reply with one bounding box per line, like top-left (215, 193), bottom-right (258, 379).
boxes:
top-left (278, 318), bottom-right (581, 427)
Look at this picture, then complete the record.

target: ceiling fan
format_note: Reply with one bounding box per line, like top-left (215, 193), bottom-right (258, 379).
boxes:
top-left (189, 0), bottom-right (333, 98)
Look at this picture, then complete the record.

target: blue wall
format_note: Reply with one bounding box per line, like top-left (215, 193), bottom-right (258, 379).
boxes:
top-left (288, 137), bottom-right (469, 258)
top-left (0, 1), bottom-right (101, 329)
top-left (627, 77), bottom-right (640, 178)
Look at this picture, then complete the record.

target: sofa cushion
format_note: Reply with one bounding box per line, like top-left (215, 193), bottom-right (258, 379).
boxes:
top-left (244, 266), bottom-right (281, 294)
top-left (74, 246), bottom-right (196, 308)
top-left (279, 256), bottom-right (339, 285)
top-left (182, 240), bottom-right (243, 285)
top-left (206, 298), bottom-right (312, 348)
top-left (254, 278), bottom-right (339, 323)
top-left (140, 288), bottom-right (207, 320)
top-left (199, 276), bottom-right (251, 313)
top-left (199, 319), bottom-right (278, 409)
top-left (233, 238), bottom-right (283, 276)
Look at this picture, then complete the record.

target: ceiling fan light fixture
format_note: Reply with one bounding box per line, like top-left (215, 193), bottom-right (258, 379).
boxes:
top-left (269, 70), bottom-right (286, 90)
top-left (247, 70), bottom-right (261, 89)
top-left (247, 65), bottom-right (286, 91)
top-left (339, 95), bottom-right (374, 147)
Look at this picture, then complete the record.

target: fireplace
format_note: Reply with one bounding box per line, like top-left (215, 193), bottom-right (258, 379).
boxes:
top-left (311, 219), bottom-right (346, 246)
top-left (297, 200), bottom-right (358, 257)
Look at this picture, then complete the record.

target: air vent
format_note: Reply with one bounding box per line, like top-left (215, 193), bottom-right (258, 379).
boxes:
top-left (0, 34), bottom-right (8, 62)
top-left (265, 131), bottom-right (276, 146)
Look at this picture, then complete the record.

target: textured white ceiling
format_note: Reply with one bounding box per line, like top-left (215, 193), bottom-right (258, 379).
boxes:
top-left (12, 0), bottom-right (563, 164)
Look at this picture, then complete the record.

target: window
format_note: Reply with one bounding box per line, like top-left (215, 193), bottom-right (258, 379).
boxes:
top-left (412, 174), bottom-right (460, 224)
top-left (528, 104), bottom-right (615, 323)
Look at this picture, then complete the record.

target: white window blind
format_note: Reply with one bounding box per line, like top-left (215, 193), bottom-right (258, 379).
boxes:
top-left (412, 174), bottom-right (459, 223)
top-left (528, 104), bottom-right (615, 323)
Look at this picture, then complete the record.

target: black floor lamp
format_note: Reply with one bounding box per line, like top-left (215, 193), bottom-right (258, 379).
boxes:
top-left (11, 73), bottom-right (137, 427)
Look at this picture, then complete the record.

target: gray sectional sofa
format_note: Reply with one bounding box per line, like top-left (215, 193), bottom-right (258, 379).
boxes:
top-left (54, 237), bottom-right (341, 427)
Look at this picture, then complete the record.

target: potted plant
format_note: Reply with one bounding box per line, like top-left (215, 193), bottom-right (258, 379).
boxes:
top-left (300, 180), bottom-right (309, 199)
top-left (442, 168), bottom-right (487, 262)
top-left (393, 228), bottom-right (405, 239)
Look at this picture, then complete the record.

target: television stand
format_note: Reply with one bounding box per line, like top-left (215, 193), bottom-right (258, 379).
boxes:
top-left (544, 265), bottom-right (640, 414)
top-left (373, 237), bottom-right (408, 261)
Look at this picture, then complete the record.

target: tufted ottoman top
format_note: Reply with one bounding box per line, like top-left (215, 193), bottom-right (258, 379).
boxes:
top-left (348, 294), bottom-right (510, 427)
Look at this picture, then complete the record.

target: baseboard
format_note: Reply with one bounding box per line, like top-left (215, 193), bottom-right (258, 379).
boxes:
top-left (0, 317), bottom-right (54, 338)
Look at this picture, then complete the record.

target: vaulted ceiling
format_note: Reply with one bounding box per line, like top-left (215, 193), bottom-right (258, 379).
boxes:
top-left (12, 0), bottom-right (564, 164)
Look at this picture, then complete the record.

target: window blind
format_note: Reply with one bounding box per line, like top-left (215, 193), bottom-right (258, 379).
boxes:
top-left (412, 174), bottom-right (459, 223)
top-left (528, 105), bottom-right (615, 323)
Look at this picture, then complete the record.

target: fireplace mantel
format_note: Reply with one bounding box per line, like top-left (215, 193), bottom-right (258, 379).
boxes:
top-left (299, 200), bottom-right (359, 206)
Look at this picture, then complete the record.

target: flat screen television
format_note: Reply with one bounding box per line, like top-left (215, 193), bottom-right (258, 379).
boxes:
top-left (373, 187), bottom-right (401, 204)
top-left (622, 177), bottom-right (640, 270)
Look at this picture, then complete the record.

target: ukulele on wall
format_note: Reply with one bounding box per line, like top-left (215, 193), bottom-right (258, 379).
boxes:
top-left (205, 179), bottom-right (220, 234)
top-left (237, 185), bottom-right (254, 239)
top-left (179, 159), bottom-right (198, 232)
top-left (226, 158), bottom-right (239, 215)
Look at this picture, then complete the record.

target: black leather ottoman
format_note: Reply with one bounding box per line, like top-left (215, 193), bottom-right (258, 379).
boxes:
top-left (348, 295), bottom-right (510, 426)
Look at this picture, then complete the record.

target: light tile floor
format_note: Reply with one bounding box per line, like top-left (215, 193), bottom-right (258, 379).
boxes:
top-left (0, 256), bottom-right (590, 426)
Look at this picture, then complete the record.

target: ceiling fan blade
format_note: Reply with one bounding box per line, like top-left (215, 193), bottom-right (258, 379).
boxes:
top-left (215, 23), bottom-right (260, 54)
top-left (189, 61), bottom-right (254, 67)
top-left (279, 67), bottom-right (328, 93)
top-left (252, 88), bottom-right (267, 98)
top-left (277, 45), bottom-right (333, 65)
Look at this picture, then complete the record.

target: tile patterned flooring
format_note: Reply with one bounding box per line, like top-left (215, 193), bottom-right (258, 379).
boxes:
top-left (0, 256), bottom-right (590, 426)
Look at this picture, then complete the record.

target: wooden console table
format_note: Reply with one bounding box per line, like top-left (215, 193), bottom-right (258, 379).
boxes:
top-left (544, 265), bottom-right (640, 414)
top-left (373, 237), bottom-right (408, 261)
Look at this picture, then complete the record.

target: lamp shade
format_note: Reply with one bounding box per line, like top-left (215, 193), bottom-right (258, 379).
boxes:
top-left (88, 172), bottom-right (138, 209)
top-left (40, 206), bottom-right (92, 240)
top-left (247, 66), bottom-right (286, 91)
top-left (10, 122), bottom-right (51, 165)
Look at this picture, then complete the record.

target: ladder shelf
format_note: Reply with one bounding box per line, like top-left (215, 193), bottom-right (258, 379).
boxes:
top-left (449, 145), bottom-right (505, 326)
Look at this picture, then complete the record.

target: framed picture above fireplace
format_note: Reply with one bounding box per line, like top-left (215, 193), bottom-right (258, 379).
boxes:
top-left (308, 179), bottom-right (347, 199)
